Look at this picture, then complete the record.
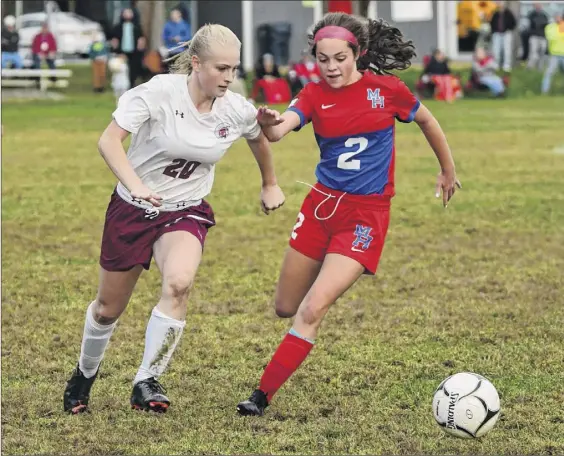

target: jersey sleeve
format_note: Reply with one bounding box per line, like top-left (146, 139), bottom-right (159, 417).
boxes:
top-left (241, 99), bottom-right (261, 140)
top-left (286, 83), bottom-right (315, 131)
top-left (393, 79), bottom-right (420, 123)
top-left (112, 76), bottom-right (163, 134)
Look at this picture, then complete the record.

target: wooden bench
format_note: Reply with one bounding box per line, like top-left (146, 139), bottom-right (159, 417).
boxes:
top-left (1, 68), bottom-right (73, 91)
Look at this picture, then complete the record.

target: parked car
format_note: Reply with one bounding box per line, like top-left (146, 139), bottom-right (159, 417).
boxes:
top-left (15, 11), bottom-right (105, 58)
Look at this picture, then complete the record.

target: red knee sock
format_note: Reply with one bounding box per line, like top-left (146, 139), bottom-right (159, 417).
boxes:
top-left (259, 333), bottom-right (314, 402)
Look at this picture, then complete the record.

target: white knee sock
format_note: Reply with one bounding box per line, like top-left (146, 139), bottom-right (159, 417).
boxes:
top-left (78, 301), bottom-right (117, 379)
top-left (133, 307), bottom-right (186, 385)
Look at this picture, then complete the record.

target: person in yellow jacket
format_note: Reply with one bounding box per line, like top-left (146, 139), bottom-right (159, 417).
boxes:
top-left (542, 13), bottom-right (564, 94)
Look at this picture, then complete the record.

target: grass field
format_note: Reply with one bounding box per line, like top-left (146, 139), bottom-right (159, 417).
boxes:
top-left (2, 72), bottom-right (564, 455)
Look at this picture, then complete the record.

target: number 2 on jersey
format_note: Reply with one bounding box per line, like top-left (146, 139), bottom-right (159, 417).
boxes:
top-left (337, 137), bottom-right (368, 170)
top-left (163, 159), bottom-right (201, 179)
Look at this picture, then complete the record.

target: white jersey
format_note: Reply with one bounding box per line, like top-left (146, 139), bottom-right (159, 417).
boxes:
top-left (112, 74), bottom-right (261, 211)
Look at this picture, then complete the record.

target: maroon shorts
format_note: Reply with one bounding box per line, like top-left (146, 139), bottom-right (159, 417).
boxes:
top-left (289, 182), bottom-right (391, 275)
top-left (100, 191), bottom-right (215, 272)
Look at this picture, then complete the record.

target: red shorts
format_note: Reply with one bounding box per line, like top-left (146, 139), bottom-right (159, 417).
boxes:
top-left (100, 191), bottom-right (215, 272)
top-left (289, 183), bottom-right (391, 275)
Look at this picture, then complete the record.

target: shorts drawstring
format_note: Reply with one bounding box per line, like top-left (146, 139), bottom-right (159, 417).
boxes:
top-left (296, 181), bottom-right (346, 221)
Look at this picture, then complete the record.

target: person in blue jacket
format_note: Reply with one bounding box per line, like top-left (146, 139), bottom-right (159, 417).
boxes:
top-left (163, 8), bottom-right (191, 58)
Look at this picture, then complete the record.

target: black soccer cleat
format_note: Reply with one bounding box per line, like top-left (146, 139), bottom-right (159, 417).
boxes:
top-left (130, 378), bottom-right (170, 413)
top-left (64, 363), bottom-right (98, 414)
top-left (237, 389), bottom-right (269, 416)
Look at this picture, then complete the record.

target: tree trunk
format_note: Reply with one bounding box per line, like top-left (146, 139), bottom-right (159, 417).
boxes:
top-left (150, 1), bottom-right (165, 50)
top-left (136, 1), bottom-right (153, 42)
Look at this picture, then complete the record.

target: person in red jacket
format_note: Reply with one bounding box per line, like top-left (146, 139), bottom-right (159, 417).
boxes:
top-left (32, 22), bottom-right (57, 70)
top-left (293, 52), bottom-right (321, 86)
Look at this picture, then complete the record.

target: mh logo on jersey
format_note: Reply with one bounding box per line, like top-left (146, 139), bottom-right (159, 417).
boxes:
top-left (367, 88), bottom-right (385, 109)
top-left (352, 225), bottom-right (373, 251)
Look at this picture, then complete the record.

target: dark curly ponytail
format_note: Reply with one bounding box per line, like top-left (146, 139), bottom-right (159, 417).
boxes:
top-left (308, 12), bottom-right (416, 75)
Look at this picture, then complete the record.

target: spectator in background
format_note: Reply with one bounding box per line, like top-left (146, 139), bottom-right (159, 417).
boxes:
top-left (541, 12), bottom-right (564, 94)
top-left (293, 49), bottom-right (321, 87)
top-left (108, 54), bottom-right (130, 104)
top-left (527, 3), bottom-right (549, 70)
top-left (417, 49), bottom-right (461, 102)
top-left (255, 53), bottom-right (281, 81)
top-left (490, 1), bottom-right (516, 72)
top-left (289, 51), bottom-right (320, 94)
top-left (250, 53), bottom-right (291, 104)
top-left (1, 15), bottom-right (23, 69)
top-left (473, 47), bottom-right (506, 97)
top-left (422, 48), bottom-right (452, 77)
top-left (416, 49), bottom-right (462, 103)
top-left (32, 22), bottom-right (57, 70)
top-left (111, 8), bottom-right (146, 88)
top-left (251, 53), bottom-right (280, 101)
top-left (162, 8), bottom-right (191, 58)
top-left (173, 2), bottom-right (190, 23)
top-left (89, 32), bottom-right (109, 93)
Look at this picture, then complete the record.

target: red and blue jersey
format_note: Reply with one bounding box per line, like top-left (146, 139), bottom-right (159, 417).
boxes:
top-left (287, 71), bottom-right (420, 197)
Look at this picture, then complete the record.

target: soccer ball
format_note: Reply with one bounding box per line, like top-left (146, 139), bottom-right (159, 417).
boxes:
top-left (432, 372), bottom-right (501, 439)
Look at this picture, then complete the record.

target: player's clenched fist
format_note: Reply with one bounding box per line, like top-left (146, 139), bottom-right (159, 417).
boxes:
top-left (260, 184), bottom-right (285, 215)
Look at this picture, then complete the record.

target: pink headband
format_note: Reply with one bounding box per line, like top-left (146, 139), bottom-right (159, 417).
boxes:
top-left (313, 25), bottom-right (366, 56)
top-left (314, 25), bottom-right (358, 46)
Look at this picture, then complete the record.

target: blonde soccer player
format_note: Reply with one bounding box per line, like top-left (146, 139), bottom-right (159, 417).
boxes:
top-left (64, 24), bottom-right (285, 414)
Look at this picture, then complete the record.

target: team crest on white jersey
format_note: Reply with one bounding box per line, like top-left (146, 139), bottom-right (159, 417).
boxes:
top-left (214, 123), bottom-right (231, 139)
top-left (367, 88), bottom-right (385, 109)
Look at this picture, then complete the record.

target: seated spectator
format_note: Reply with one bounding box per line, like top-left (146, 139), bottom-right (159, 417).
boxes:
top-left (255, 53), bottom-right (280, 81)
top-left (32, 22), bottom-right (57, 70)
top-left (417, 49), bottom-right (462, 101)
top-left (288, 51), bottom-right (321, 95)
top-left (471, 47), bottom-right (506, 97)
top-left (162, 8), bottom-right (191, 59)
top-left (89, 32), bottom-right (109, 93)
top-left (423, 49), bottom-right (451, 77)
top-left (250, 53), bottom-right (292, 104)
top-left (1, 15), bottom-right (23, 69)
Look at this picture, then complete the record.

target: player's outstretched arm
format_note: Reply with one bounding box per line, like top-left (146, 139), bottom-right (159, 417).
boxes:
top-left (98, 120), bottom-right (162, 206)
top-left (414, 104), bottom-right (462, 208)
top-left (246, 130), bottom-right (286, 214)
top-left (256, 107), bottom-right (301, 143)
